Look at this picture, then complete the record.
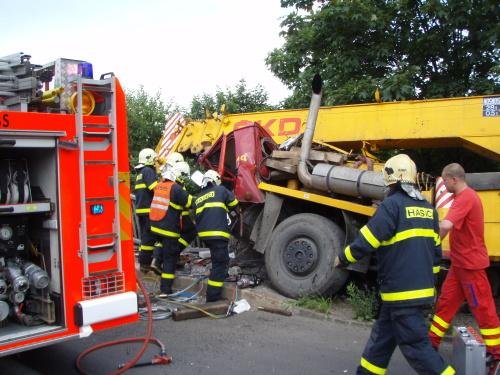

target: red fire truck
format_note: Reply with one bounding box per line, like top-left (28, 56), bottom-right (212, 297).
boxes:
top-left (0, 53), bottom-right (137, 355)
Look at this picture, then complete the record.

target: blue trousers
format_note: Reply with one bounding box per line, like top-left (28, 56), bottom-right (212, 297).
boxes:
top-left (137, 215), bottom-right (156, 266)
top-left (160, 237), bottom-right (181, 294)
top-left (204, 239), bottom-right (229, 302)
top-left (357, 304), bottom-right (451, 374)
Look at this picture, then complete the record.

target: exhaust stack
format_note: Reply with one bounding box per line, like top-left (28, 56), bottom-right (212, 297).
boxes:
top-left (298, 74), bottom-right (323, 189)
top-left (297, 74), bottom-right (387, 200)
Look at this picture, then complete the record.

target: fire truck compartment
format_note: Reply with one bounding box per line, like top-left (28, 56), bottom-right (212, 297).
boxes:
top-left (0, 134), bottom-right (64, 344)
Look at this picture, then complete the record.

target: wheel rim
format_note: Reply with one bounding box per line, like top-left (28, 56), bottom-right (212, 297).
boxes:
top-left (282, 237), bottom-right (318, 275)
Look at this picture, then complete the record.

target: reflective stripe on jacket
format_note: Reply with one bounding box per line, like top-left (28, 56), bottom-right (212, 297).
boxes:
top-left (194, 185), bottom-right (238, 240)
top-left (340, 188), bottom-right (441, 307)
top-left (133, 166), bottom-right (158, 215)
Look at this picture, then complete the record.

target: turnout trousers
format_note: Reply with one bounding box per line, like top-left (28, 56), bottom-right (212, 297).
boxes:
top-left (204, 238), bottom-right (229, 302)
top-left (429, 266), bottom-right (500, 359)
top-left (152, 227), bottom-right (197, 268)
top-left (357, 304), bottom-right (453, 374)
top-left (160, 236), bottom-right (181, 294)
top-left (137, 215), bottom-right (156, 266)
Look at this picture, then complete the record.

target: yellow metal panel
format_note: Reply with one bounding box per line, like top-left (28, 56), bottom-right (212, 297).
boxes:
top-left (185, 96), bottom-right (499, 160)
top-left (314, 97), bottom-right (497, 142)
top-left (485, 224), bottom-right (499, 257)
top-left (258, 182), bottom-right (376, 217)
top-left (462, 137), bottom-right (500, 160)
top-left (479, 191), bottom-right (500, 257)
top-left (437, 191), bottom-right (499, 258)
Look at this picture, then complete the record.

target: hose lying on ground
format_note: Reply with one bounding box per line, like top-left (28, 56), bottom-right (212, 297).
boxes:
top-left (75, 277), bottom-right (170, 374)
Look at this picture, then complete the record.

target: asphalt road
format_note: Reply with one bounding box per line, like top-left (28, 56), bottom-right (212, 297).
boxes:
top-left (0, 306), bottom-right (454, 375)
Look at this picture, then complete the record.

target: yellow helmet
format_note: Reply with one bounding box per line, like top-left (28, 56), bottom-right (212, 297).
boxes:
top-left (383, 154), bottom-right (417, 186)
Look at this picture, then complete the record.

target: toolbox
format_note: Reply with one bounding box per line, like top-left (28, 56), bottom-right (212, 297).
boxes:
top-left (452, 326), bottom-right (486, 375)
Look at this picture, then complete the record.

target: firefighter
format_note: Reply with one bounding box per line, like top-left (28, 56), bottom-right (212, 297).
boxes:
top-left (148, 162), bottom-right (176, 276)
top-left (165, 152), bottom-right (184, 168)
top-left (133, 148), bottom-right (158, 272)
top-left (335, 154), bottom-right (454, 374)
top-left (150, 161), bottom-right (193, 297)
top-left (194, 170), bottom-right (239, 302)
top-left (149, 156), bottom-right (199, 276)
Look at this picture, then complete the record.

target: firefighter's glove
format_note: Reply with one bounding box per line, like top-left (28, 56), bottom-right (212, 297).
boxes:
top-left (334, 256), bottom-right (348, 269)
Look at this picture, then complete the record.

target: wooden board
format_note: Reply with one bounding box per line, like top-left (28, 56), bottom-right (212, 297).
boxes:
top-left (264, 158), bottom-right (297, 174)
top-left (272, 147), bottom-right (345, 164)
top-left (172, 300), bottom-right (231, 321)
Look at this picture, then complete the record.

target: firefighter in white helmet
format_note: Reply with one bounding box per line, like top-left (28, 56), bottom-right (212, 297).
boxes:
top-left (335, 154), bottom-right (454, 374)
top-left (165, 152), bottom-right (184, 167)
top-left (133, 148), bottom-right (158, 271)
top-left (150, 161), bottom-right (193, 297)
top-left (149, 159), bottom-right (199, 276)
top-left (194, 169), bottom-right (239, 302)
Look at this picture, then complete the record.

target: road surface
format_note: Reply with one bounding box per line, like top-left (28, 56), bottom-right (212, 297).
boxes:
top-left (0, 305), bottom-right (454, 375)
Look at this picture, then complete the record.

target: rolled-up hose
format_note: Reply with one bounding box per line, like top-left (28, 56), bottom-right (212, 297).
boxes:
top-left (69, 90), bottom-right (95, 116)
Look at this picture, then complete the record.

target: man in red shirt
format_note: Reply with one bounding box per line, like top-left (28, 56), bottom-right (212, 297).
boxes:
top-left (429, 163), bottom-right (499, 373)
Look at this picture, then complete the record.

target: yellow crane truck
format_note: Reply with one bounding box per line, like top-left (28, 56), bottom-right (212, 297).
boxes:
top-left (164, 78), bottom-right (499, 299)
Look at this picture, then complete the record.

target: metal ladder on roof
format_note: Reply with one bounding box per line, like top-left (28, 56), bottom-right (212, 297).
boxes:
top-left (74, 75), bottom-right (123, 279)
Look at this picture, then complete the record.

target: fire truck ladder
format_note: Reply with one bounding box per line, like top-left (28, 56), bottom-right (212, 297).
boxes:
top-left (74, 76), bottom-right (122, 279)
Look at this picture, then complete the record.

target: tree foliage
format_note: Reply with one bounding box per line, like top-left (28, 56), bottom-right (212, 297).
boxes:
top-left (188, 79), bottom-right (274, 119)
top-left (126, 87), bottom-right (171, 166)
top-left (267, 0), bottom-right (499, 107)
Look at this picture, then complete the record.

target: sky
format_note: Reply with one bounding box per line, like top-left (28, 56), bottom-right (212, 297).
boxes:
top-left (0, 0), bottom-right (291, 109)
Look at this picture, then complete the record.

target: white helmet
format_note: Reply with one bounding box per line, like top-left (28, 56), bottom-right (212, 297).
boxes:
top-left (136, 148), bottom-right (157, 169)
top-left (162, 161), bottom-right (190, 182)
top-left (202, 169), bottom-right (221, 188)
top-left (166, 152), bottom-right (184, 167)
top-left (175, 161), bottom-right (190, 178)
top-left (383, 154), bottom-right (417, 186)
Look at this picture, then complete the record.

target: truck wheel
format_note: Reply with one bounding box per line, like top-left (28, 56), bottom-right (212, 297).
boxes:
top-left (265, 213), bottom-right (349, 298)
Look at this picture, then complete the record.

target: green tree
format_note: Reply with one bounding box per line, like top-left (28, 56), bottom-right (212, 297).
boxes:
top-left (188, 79), bottom-right (275, 119)
top-left (126, 87), bottom-right (171, 166)
top-left (267, 0), bottom-right (499, 107)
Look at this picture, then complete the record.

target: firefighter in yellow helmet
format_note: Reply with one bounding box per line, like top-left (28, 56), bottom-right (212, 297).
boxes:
top-left (133, 148), bottom-right (158, 271)
top-left (335, 154), bottom-right (454, 374)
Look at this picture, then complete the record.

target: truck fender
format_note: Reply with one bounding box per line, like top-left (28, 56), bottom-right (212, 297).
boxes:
top-left (341, 211), bottom-right (371, 273)
top-left (249, 192), bottom-right (283, 254)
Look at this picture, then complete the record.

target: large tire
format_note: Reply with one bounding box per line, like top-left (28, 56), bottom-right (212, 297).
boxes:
top-left (265, 213), bottom-right (349, 298)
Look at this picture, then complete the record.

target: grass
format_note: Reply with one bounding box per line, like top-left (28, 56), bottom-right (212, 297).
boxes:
top-left (345, 282), bottom-right (379, 321)
top-left (287, 295), bottom-right (332, 315)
